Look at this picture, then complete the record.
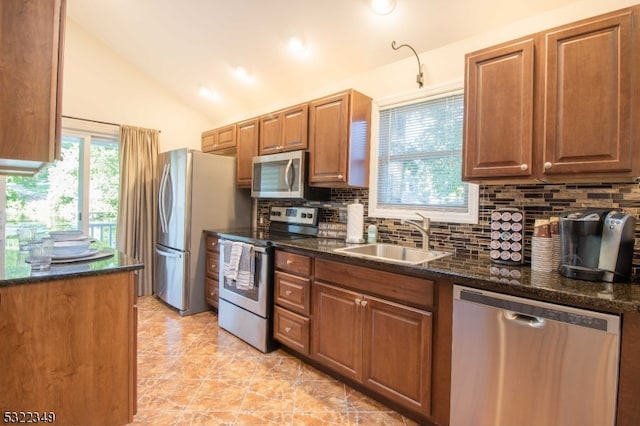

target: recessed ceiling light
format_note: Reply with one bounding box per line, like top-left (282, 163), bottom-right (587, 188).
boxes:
top-left (199, 86), bottom-right (221, 102)
top-left (288, 36), bottom-right (311, 58)
top-left (234, 66), bottom-right (256, 84)
top-left (370, 0), bottom-right (396, 15)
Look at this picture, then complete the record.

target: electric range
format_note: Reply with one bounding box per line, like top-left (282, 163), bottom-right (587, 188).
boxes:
top-left (215, 206), bottom-right (318, 352)
top-left (215, 206), bottom-right (319, 246)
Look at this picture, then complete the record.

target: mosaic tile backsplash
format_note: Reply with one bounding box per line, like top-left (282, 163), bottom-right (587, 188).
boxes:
top-left (257, 183), bottom-right (640, 280)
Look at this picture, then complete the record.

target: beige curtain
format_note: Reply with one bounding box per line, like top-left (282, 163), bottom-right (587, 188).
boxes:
top-left (117, 125), bottom-right (159, 296)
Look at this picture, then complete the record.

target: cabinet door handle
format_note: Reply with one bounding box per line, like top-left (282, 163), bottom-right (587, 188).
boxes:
top-left (544, 162), bottom-right (553, 170)
top-left (360, 300), bottom-right (368, 307)
top-left (520, 163), bottom-right (528, 171)
top-left (355, 298), bottom-right (362, 306)
top-left (337, 174), bottom-right (344, 180)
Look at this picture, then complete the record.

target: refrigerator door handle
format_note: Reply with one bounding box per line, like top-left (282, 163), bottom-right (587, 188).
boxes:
top-left (155, 247), bottom-right (182, 258)
top-left (158, 163), bottom-right (169, 233)
top-left (164, 164), bottom-right (174, 227)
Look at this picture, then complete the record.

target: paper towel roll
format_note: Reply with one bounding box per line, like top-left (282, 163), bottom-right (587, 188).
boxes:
top-left (346, 201), bottom-right (365, 243)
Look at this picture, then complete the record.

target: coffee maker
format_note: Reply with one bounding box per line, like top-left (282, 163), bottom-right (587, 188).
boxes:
top-left (559, 209), bottom-right (636, 282)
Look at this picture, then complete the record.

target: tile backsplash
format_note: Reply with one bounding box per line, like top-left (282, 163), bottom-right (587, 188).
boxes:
top-left (257, 182), bottom-right (640, 279)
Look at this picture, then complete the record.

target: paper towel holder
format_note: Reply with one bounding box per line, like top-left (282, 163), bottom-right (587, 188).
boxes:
top-left (346, 199), bottom-right (366, 244)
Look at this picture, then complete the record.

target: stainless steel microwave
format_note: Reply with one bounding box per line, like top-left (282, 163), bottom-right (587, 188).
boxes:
top-left (251, 150), bottom-right (330, 200)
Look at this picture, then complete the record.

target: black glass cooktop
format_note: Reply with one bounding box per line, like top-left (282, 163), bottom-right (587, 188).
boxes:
top-left (214, 228), bottom-right (313, 247)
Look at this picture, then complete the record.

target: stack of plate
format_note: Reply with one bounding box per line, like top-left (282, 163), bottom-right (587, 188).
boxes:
top-left (49, 231), bottom-right (99, 261)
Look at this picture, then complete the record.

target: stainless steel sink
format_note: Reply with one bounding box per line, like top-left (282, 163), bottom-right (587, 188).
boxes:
top-left (334, 243), bottom-right (451, 265)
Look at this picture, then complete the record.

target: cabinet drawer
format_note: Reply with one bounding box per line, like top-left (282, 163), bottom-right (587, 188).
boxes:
top-left (315, 258), bottom-right (434, 310)
top-left (274, 306), bottom-right (310, 355)
top-left (275, 271), bottom-right (311, 315)
top-left (206, 235), bottom-right (220, 253)
top-left (275, 250), bottom-right (311, 276)
top-left (205, 277), bottom-right (219, 308)
top-left (206, 251), bottom-right (219, 278)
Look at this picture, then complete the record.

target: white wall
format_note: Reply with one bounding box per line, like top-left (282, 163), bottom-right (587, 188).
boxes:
top-left (62, 20), bottom-right (215, 153)
top-left (225, 0), bottom-right (638, 120)
top-left (345, 0), bottom-right (639, 101)
top-left (63, 0), bottom-right (638, 141)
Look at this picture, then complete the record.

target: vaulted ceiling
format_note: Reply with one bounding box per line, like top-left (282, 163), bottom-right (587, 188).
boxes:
top-left (67, 0), bottom-right (579, 125)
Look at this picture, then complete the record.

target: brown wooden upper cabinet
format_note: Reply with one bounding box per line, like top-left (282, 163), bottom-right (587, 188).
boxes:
top-left (463, 6), bottom-right (640, 183)
top-left (201, 124), bottom-right (237, 154)
top-left (308, 89), bottom-right (372, 188)
top-left (258, 103), bottom-right (308, 155)
top-left (236, 117), bottom-right (259, 187)
top-left (0, 0), bottom-right (66, 176)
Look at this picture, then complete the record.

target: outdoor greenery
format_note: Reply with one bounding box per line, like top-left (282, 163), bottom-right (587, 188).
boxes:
top-left (5, 137), bottom-right (119, 245)
top-left (377, 93), bottom-right (467, 209)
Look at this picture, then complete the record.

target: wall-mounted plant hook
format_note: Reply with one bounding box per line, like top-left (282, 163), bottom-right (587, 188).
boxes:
top-left (391, 40), bottom-right (424, 88)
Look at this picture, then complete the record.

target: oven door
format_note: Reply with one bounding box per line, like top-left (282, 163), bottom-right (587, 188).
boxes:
top-left (218, 240), bottom-right (272, 318)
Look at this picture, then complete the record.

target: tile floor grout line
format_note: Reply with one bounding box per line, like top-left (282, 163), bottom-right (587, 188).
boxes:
top-left (131, 296), bottom-right (417, 425)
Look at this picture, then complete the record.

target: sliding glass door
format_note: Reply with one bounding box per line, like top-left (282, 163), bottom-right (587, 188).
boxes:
top-left (4, 123), bottom-right (119, 247)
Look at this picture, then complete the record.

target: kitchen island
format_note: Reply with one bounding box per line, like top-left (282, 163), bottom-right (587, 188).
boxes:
top-left (0, 244), bottom-right (143, 426)
top-left (268, 237), bottom-right (640, 426)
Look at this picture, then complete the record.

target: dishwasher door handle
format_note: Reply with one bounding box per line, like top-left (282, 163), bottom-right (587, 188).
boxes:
top-left (504, 311), bottom-right (546, 328)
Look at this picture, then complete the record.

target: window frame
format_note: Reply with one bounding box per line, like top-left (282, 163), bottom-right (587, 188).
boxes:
top-left (368, 81), bottom-right (479, 224)
top-left (61, 118), bottom-right (120, 244)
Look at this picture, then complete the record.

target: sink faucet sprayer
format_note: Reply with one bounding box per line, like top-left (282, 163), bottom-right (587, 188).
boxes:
top-left (402, 212), bottom-right (430, 250)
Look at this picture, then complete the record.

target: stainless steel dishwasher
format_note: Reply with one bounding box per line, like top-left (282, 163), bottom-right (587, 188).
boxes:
top-left (451, 285), bottom-right (620, 426)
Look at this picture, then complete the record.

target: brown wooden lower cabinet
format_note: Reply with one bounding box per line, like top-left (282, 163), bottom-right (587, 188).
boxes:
top-left (273, 249), bottom-right (449, 426)
top-left (274, 305), bottom-right (310, 355)
top-left (312, 281), bottom-right (433, 417)
top-left (205, 235), bottom-right (220, 308)
top-left (0, 271), bottom-right (137, 426)
top-left (363, 295), bottom-right (433, 415)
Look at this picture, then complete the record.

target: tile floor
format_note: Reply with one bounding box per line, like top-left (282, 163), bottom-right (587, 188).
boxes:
top-left (130, 296), bottom-right (420, 425)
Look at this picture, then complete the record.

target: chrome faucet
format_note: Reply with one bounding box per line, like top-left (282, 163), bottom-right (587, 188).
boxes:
top-left (402, 212), bottom-right (431, 250)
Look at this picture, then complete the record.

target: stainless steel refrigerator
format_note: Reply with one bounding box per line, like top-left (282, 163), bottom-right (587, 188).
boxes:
top-left (154, 148), bottom-right (250, 315)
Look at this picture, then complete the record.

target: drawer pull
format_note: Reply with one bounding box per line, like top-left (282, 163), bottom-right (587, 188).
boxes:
top-left (286, 259), bottom-right (293, 265)
top-left (210, 264), bottom-right (217, 270)
top-left (285, 327), bottom-right (292, 333)
top-left (285, 290), bottom-right (292, 296)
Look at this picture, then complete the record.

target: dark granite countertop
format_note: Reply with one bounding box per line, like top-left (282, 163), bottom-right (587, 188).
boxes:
top-left (268, 237), bottom-right (640, 314)
top-left (0, 243), bottom-right (144, 287)
top-left (209, 229), bottom-right (640, 315)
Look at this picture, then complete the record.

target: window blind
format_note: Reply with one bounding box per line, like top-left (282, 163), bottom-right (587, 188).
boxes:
top-left (377, 93), bottom-right (466, 211)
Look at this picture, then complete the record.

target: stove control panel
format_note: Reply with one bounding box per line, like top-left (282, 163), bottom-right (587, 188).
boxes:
top-left (270, 206), bottom-right (318, 225)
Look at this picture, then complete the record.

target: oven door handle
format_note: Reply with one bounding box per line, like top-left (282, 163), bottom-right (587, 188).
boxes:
top-left (219, 240), bottom-right (269, 254)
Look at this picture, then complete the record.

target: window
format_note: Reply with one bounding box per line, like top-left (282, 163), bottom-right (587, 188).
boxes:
top-left (4, 118), bottom-right (120, 247)
top-left (369, 83), bottom-right (478, 224)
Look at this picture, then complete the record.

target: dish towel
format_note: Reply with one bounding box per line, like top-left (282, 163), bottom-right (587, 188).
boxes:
top-left (223, 241), bottom-right (243, 281)
top-left (235, 243), bottom-right (255, 290)
top-left (223, 241), bottom-right (254, 289)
